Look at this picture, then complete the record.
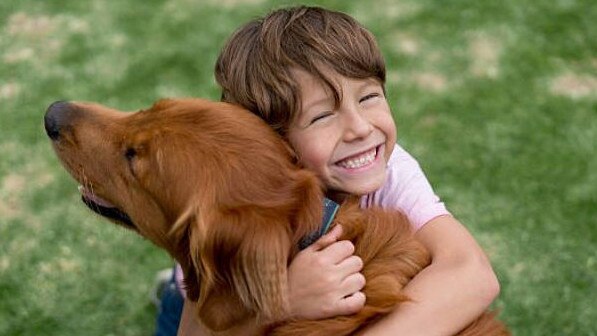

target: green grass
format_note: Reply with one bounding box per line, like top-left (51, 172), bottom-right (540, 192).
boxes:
top-left (0, 0), bottom-right (595, 335)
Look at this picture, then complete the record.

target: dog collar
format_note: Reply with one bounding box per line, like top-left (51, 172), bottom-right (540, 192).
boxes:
top-left (298, 198), bottom-right (340, 250)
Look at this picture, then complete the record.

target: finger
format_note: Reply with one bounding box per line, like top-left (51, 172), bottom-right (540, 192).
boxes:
top-left (339, 272), bottom-right (366, 298)
top-left (320, 240), bottom-right (355, 264)
top-left (308, 224), bottom-right (343, 252)
top-left (336, 255), bottom-right (364, 276)
top-left (336, 291), bottom-right (366, 315)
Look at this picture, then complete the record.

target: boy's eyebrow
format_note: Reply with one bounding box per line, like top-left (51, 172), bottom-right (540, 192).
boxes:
top-left (302, 95), bottom-right (333, 114)
top-left (357, 77), bottom-right (383, 91)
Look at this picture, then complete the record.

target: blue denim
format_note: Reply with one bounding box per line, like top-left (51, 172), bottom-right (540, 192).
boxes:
top-left (155, 269), bottom-right (185, 336)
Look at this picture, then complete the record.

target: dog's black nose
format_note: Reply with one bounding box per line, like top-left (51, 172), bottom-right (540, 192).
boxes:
top-left (44, 101), bottom-right (72, 140)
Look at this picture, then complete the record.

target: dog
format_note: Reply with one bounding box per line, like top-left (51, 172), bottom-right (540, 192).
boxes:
top-left (45, 98), bottom-right (509, 335)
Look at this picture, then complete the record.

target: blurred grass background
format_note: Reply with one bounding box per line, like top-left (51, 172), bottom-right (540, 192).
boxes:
top-left (0, 0), bottom-right (595, 335)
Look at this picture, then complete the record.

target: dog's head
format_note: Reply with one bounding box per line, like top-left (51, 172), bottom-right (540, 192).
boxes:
top-left (44, 98), bottom-right (323, 329)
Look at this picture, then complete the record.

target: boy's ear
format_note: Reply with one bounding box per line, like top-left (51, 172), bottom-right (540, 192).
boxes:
top-left (187, 207), bottom-right (293, 330)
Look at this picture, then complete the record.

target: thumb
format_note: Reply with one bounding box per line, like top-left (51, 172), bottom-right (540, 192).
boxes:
top-left (308, 224), bottom-right (343, 252)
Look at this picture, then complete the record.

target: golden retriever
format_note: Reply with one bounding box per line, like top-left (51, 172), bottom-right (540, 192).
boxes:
top-left (44, 98), bottom-right (509, 335)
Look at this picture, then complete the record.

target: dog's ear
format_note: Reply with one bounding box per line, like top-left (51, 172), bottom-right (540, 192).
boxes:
top-left (167, 207), bottom-right (201, 303)
top-left (232, 212), bottom-right (293, 322)
top-left (172, 207), bottom-right (250, 331)
top-left (287, 170), bottom-right (324, 247)
top-left (184, 206), bottom-right (292, 331)
top-left (177, 167), bottom-right (322, 331)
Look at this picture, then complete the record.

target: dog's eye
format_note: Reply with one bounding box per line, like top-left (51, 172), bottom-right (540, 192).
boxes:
top-left (125, 148), bottom-right (137, 160)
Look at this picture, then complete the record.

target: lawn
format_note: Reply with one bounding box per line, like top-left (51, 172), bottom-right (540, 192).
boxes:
top-left (0, 0), bottom-right (595, 335)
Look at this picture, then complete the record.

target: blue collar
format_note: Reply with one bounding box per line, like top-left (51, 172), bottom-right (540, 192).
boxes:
top-left (298, 198), bottom-right (340, 250)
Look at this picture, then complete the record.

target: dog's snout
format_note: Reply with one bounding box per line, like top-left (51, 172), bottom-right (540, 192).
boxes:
top-left (44, 101), bottom-right (73, 140)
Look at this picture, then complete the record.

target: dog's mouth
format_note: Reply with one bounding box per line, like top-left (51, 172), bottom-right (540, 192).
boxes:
top-left (78, 186), bottom-right (136, 230)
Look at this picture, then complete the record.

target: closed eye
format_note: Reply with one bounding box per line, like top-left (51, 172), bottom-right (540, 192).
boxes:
top-left (310, 112), bottom-right (333, 125)
top-left (124, 147), bottom-right (138, 177)
top-left (359, 93), bottom-right (381, 103)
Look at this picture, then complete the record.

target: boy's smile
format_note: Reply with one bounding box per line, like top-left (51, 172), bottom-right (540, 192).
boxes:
top-left (335, 145), bottom-right (379, 169)
top-left (288, 69), bottom-right (396, 198)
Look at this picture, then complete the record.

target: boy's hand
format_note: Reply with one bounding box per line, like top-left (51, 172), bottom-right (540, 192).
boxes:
top-left (287, 224), bottom-right (366, 320)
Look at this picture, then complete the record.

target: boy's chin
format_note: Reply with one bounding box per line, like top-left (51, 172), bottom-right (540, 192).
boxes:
top-left (328, 175), bottom-right (387, 201)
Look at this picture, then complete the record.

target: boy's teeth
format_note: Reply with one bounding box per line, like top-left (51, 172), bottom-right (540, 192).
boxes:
top-left (338, 148), bottom-right (376, 169)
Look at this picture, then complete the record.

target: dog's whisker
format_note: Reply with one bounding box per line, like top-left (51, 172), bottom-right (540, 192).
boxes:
top-left (81, 173), bottom-right (102, 213)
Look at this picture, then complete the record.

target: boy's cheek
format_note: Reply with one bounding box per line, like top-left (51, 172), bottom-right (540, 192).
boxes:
top-left (384, 142), bottom-right (395, 162)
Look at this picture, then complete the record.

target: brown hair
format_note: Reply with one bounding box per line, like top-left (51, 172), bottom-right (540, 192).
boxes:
top-left (215, 6), bottom-right (386, 135)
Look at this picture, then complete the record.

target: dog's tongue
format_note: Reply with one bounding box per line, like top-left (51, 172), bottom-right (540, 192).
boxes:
top-left (78, 185), bottom-right (114, 208)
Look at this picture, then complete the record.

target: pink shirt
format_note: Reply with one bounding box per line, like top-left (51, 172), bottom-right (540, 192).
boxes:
top-left (175, 144), bottom-right (449, 294)
top-left (360, 143), bottom-right (450, 231)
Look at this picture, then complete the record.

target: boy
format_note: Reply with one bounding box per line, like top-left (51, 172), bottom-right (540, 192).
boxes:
top-left (174, 6), bottom-right (499, 335)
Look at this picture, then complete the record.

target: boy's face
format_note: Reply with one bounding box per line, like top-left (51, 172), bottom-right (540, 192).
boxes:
top-left (287, 69), bottom-right (396, 197)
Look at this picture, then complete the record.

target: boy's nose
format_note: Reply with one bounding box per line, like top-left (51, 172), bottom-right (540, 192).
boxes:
top-left (342, 109), bottom-right (374, 141)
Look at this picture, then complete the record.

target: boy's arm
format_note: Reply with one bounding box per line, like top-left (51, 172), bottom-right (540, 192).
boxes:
top-left (360, 215), bottom-right (500, 336)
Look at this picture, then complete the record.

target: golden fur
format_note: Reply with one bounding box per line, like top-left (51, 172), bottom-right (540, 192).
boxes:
top-left (45, 98), bottom-right (509, 335)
